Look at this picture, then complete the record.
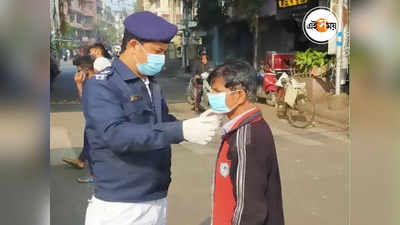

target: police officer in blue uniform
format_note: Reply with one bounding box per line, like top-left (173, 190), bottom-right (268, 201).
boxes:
top-left (82, 11), bottom-right (221, 225)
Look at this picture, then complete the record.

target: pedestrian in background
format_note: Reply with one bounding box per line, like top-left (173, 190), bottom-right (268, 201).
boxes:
top-left (191, 50), bottom-right (215, 112)
top-left (83, 11), bottom-right (221, 225)
top-left (50, 55), bottom-right (60, 93)
top-left (88, 43), bottom-right (112, 72)
top-left (62, 56), bottom-right (96, 183)
top-left (207, 60), bottom-right (285, 225)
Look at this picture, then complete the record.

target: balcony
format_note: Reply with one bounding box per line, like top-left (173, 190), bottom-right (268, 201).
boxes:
top-left (69, 21), bottom-right (82, 29)
top-left (82, 9), bottom-right (96, 17)
top-left (82, 23), bottom-right (95, 31)
top-left (68, 0), bottom-right (82, 13)
top-left (69, 4), bottom-right (82, 14)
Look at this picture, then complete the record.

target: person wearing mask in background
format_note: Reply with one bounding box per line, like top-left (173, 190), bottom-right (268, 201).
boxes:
top-left (88, 43), bottom-right (112, 72)
top-left (83, 11), bottom-right (221, 225)
top-left (62, 56), bottom-right (97, 183)
top-left (207, 60), bottom-right (285, 225)
top-left (192, 50), bottom-right (215, 112)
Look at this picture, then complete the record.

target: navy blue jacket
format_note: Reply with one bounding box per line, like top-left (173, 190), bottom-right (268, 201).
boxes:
top-left (82, 58), bottom-right (184, 202)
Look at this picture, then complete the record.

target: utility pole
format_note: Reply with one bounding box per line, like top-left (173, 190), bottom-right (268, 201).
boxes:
top-left (253, 15), bottom-right (259, 70)
top-left (182, 0), bottom-right (189, 70)
top-left (335, 0), bottom-right (344, 95)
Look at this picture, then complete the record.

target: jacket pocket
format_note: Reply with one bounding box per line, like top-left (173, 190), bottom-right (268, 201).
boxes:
top-left (122, 100), bottom-right (154, 124)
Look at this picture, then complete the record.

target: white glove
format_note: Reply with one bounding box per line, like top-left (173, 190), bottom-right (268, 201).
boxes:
top-left (203, 80), bottom-right (212, 92)
top-left (200, 72), bottom-right (209, 80)
top-left (183, 109), bottom-right (222, 145)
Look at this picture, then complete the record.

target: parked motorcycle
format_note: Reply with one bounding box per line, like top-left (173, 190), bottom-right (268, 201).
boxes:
top-left (256, 52), bottom-right (296, 107)
top-left (276, 73), bottom-right (315, 128)
top-left (256, 72), bottom-right (278, 107)
top-left (186, 71), bottom-right (212, 112)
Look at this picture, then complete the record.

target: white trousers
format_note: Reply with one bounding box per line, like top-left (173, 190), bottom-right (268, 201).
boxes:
top-left (85, 196), bottom-right (167, 225)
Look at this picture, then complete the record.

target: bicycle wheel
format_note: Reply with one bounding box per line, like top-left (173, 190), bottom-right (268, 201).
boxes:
top-left (288, 94), bottom-right (315, 128)
top-left (200, 90), bottom-right (210, 110)
top-left (326, 66), bottom-right (336, 94)
top-left (265, 92), bottom-right (278, 107)
top-left (186, 79), bottom-right (195, 105)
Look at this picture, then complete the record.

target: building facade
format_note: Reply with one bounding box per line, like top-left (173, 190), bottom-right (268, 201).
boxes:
top-left (139, 0), bottom-right (184, 58)
top-left (63, 0), bottom-right (98, 44)
top-left (141, 0), bottom-right (183, 25)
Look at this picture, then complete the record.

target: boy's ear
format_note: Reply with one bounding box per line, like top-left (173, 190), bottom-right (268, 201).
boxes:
top-left (238, 89), bottom-right (247, 104)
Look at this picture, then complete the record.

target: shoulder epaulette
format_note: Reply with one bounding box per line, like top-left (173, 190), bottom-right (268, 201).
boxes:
top-left (94, 67), bottom-right (113, 80)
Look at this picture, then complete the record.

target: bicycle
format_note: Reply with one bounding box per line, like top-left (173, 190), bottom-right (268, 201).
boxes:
top-left (276, 73), bottom-right (316, 128)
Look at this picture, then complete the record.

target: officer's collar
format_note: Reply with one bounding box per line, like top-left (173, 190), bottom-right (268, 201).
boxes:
top-left (113, 57), bottom-right (140, 81)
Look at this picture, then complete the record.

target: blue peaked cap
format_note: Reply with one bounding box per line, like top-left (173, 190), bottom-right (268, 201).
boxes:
top-left (123, 11), bottom-right (178, 43)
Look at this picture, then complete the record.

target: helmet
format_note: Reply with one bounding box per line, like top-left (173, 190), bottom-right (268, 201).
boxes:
top-left (198, 46), bottom-right (207, 57)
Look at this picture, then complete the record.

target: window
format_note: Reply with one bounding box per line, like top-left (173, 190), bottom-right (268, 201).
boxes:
top-left (69, 13), bottom-right (74, 22)
top-left (83, 2), bottom-right (92, 10)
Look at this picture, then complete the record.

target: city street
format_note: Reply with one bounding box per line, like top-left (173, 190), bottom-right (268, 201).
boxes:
top-left (51, 59), bottom-right (349, 225)
top-left (51, 59), bottom-right (190, 104)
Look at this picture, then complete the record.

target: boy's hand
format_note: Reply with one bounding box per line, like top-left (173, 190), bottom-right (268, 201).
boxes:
top-left (74, 71), bottom-right (86, 84)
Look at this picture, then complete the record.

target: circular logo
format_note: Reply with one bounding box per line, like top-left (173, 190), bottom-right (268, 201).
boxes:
top-left (219, 162), bottom-right (230, 178)
top-left (302, 7), bottom-right (339, 44)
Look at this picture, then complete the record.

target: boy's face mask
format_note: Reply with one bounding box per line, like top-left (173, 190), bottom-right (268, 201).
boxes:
top-left (135, 42), bottom-right (165, 76)
top-left (207, 90), bottom-right (241, 114)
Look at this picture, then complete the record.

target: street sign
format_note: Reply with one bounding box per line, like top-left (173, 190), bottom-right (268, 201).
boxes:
top-left (179, 19), bottom-right (197, 28)
top-left (183, 30), bottom-right (190, 38)
top-left (188, 21), bottom-right (197, 27)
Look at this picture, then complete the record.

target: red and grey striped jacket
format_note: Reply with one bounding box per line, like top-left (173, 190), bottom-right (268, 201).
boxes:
top-left (211, 108), bottom-right (284, 225)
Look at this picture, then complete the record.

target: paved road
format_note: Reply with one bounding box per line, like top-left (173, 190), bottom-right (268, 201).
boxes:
top-left (51, 59), bottom-right (350, 225)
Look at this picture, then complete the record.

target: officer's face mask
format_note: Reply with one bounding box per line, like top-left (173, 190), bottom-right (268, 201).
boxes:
top-left (207, 90), bottom-right (241, 114)
top-left (135, 42), bottom-right (165, 76)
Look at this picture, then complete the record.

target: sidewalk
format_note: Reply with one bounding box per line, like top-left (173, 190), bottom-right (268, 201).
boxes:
top-left (313, 101), bottom-right (349, 129)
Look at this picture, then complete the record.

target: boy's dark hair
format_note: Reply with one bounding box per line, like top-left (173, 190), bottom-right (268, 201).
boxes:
top-left (72, 55), bottom-right (94, 71)
top-left (208, 60), bottom-right (257, 102)
top-left (89, 43), bottom-right (112, 59)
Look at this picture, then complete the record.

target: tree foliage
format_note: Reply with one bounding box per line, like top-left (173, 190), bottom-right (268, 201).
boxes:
top-left (96, 22), bottom-right (120, 45)
top-left (295, 49), bottom-right (329, 72)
